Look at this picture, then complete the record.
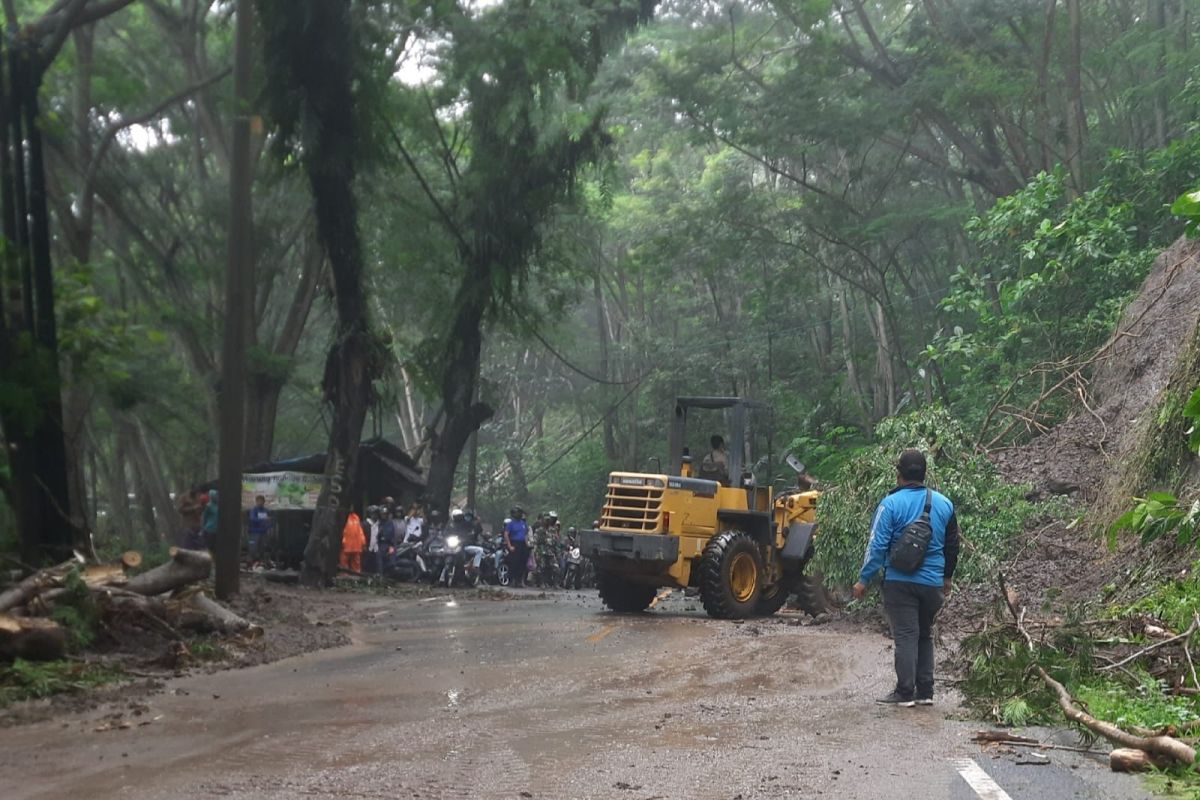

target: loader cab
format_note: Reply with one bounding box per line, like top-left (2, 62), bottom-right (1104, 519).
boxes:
top-left (667, 396), bottom-right (773, 510)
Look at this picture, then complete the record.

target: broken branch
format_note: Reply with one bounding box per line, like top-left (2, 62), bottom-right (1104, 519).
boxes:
top-left (998, 572), bottom-right (1197, 768)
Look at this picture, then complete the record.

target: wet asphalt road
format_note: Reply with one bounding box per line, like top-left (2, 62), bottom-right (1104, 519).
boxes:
top-left (0, 590), bottom-right (1154, 799)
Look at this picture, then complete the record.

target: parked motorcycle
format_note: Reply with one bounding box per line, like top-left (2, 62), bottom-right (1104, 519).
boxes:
top-left (560, 544), bottom-right (585, 590)
top-left (479, 536), bottom-right (510, 587)
top-left (437, 534), bottom-right (483, 588)
top-left (423, 531), bottom-right (450, 586)
top-left (383, 540), bottom-right (425, 582)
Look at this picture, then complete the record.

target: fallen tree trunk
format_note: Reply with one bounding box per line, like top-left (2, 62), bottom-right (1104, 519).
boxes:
top-left (125, 548), bottom-right (212, 596)
top-left (0, 613), bottom-right (67, 661)
top-left (999, 572), bottom-right (1197, 768)
top-left (1037, 664), bottom-right (1196, 765)
top-left (0, 554), bottom-right (84, 612)
top-left (181, 591), bottom-right (262, 637)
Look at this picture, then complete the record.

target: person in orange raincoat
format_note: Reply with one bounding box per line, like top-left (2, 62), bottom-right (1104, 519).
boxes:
top-left (340, 512), bottom-right (366, 573)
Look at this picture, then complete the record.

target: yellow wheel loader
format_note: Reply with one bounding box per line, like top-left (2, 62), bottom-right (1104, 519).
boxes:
top-left (581, 397), bottom-right (827, 619)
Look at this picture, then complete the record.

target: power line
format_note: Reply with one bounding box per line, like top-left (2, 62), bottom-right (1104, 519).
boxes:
top-left (529, 283), bottom-right (950, 374)
top-left (524, 377), bottom-right (643, 485)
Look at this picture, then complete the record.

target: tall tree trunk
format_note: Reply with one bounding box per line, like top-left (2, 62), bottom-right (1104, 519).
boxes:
top-left (1064, 0), bottom-right (1087, 196)
top-left (0, 39), bottom-right (75, 564)
top-left (119, 415), bottom-right (179, 544)
top-left (1153, 0), bottom-right (1169, 149)
top-left (259, 0), bottom-right (382, 586)
top-left (424, 272), bottom-right (494, 516)
top-left (243, 233), bottom-right (323, 464)
top-left (1035, 0), bottom-right (1058, 172)
top-left (215, 0), bottom-right (254, 599)
top-left (105, 427), bottom-right (135, 545)
top-left (835, 277), bottom-right (871, 429)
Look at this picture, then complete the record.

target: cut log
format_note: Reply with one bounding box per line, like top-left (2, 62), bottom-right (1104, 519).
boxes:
top-left (81, 563), bottom-right (128, 589)
top-left (0, 554), bottom-right (85, 613)
top-left (125, 548), bottom-right (212, 597)
top-left (121, 550), bottom-right (143, 570)
top-left (0, 614), bottom-right (67, 661)
top-left (1109, 748), bottom-right (1171, 772)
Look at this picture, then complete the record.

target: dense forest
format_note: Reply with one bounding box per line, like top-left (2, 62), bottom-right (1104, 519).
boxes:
top-left (3, 0), bottom-right (1200, 579)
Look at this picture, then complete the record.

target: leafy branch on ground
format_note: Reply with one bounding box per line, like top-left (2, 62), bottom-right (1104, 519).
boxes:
top-left (962, 572), bottom-right (1200, 759)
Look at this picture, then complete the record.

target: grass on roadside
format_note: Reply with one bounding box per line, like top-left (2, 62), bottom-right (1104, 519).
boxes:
top-left (0, 658), bottom-right (127, 707)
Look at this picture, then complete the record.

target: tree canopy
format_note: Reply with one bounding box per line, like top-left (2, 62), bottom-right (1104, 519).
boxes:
top-left (2, 0), bottom-right (1200, 562)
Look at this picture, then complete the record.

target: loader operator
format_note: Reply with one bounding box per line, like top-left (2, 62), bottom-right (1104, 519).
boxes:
top-left (852, 449), bottom-right (959, 707)
top-left (699, 434), bottom-right (730, 485)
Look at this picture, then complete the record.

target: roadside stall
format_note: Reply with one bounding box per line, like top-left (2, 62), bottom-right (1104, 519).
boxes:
top-left (239, 438), bottom-right (425, 568)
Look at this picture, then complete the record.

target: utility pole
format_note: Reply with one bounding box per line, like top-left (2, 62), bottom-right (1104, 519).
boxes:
top-left (215, 0), bottom-right (254, 599)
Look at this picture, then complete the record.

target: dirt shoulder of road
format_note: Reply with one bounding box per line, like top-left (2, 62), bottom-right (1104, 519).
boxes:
top-left (0, 576), bottom-right (514, 727)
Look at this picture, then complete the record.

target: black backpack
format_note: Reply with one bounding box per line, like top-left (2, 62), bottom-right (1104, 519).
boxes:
top-left (888, 489), bottom-right (933, 573)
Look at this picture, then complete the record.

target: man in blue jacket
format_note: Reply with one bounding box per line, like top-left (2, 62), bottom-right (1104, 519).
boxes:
top-left (852, 449), bottom-right (960, 707)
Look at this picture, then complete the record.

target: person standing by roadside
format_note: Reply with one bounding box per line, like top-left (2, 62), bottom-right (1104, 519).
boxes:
top-left (340, 510), bottom-right (366, 573)
top-left (246, 494), bottom-right (272, 566)
top-left (177, 487), bottom-right (205, 550)
top-left (364, 505), bottom-right (382, 576)
top-left (504, 506), bottom-right (531, 588)
top-left (853, 449), bottom-right (959, 707)
top-left (201, 490), bottom-right (220, 552)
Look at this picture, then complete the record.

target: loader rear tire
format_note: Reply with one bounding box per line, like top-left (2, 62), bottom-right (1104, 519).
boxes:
top-left (794, 571), bottom-right (831, 617)
top-left (596, 570), bottom-right (658, 613)
top-left (699, 531), bottom-right (763, 619)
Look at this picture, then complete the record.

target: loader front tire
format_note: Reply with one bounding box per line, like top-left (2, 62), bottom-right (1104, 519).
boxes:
top-left (596, 570), bottom-right (658, 613)
top-left (699, 531), bottom-right (763, 619)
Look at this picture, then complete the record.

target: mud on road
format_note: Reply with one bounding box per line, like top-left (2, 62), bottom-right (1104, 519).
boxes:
top-left (0, 590), bottom-right (1153, 799)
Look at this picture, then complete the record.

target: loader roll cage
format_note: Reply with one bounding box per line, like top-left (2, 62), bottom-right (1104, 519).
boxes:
top-left (666, 396), bottom-right (773, 486)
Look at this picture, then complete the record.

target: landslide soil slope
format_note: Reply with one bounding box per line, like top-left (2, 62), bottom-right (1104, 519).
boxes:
top-left (961, 236), bottom-right (1200, 619)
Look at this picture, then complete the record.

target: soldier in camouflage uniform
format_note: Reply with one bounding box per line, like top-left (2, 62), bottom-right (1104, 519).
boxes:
top-left (534, 513), bottom-right (562, 588)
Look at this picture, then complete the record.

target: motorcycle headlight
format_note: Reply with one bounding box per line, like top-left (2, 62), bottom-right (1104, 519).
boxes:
top-left (445, 535), bottom-right (460, 548)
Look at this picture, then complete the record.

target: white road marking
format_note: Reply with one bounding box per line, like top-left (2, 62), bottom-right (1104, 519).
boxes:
top-left (952, 758), bottom-right (1014, 800)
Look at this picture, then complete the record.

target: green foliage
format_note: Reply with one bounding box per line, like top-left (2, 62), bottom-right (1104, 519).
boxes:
top-left (785, 425), bottom-right (865, 479)
top-left (813, 406), bottom-right (1045, 588)
top-left (1109, 492), bottom-right (1200, 549)
top-left (1000, 697), bottom-right (1033, 728)
top-left (0, 659), bottom-right (126, 707)
top-left (1172, 189), bottom-right (1200, 237)
top-left (49, 569), bottom-right (101, 651)
top-left (1109, 384), bottom-right (1200, 546)
top-left (936, 138), bottom-right (1200, 435)
top-left (959, 622), bottom-right (1092, 726)
top-left (1077, 677), bottom-right (1200, 731)
top-left (1126, 563), bottom-right (1200, 633)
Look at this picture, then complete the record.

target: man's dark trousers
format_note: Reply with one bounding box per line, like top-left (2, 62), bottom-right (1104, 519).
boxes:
top-left (882, 580), bottom-right (944, 699)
